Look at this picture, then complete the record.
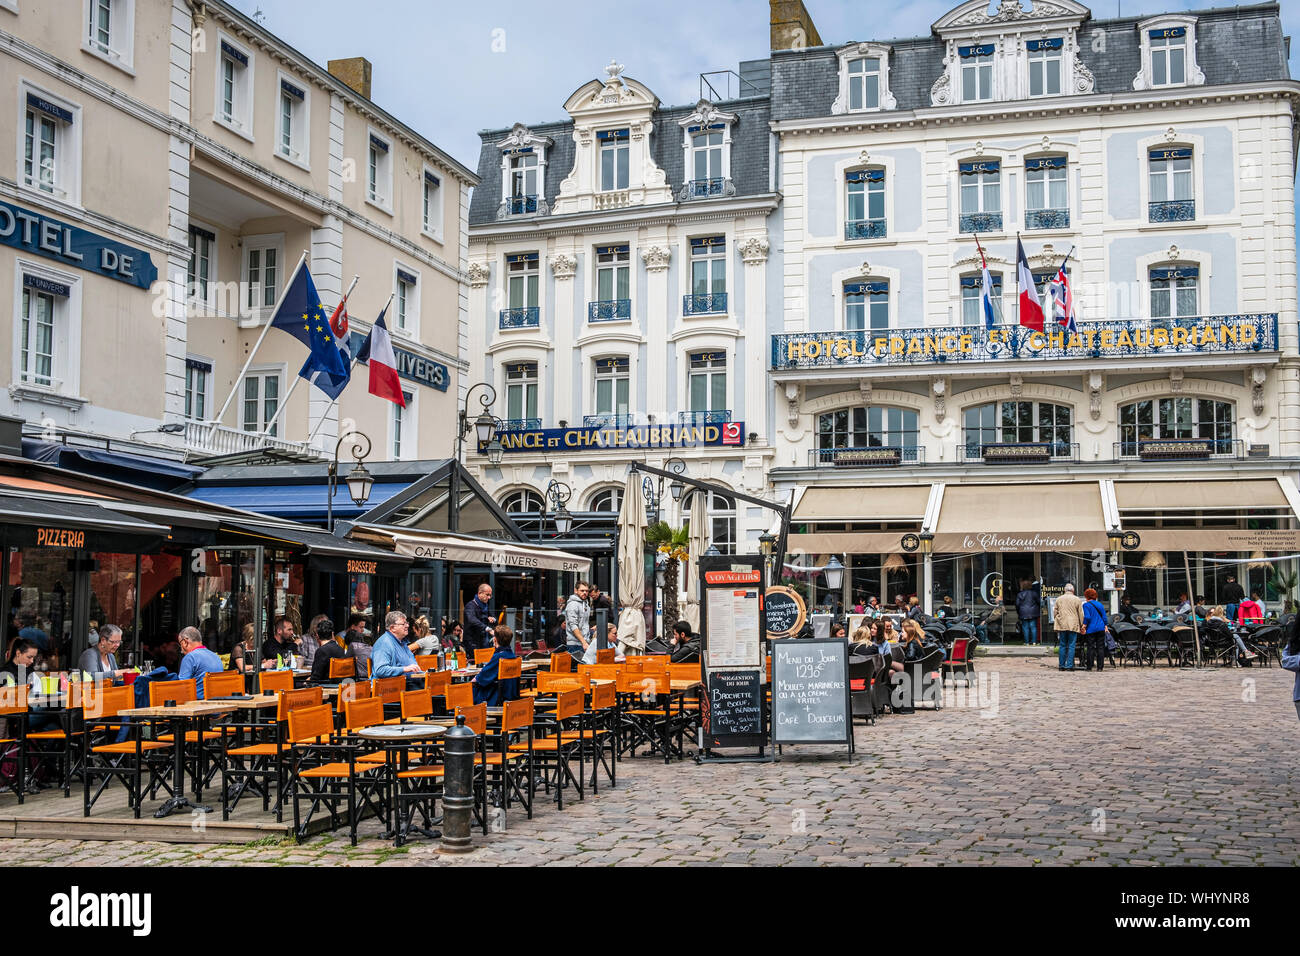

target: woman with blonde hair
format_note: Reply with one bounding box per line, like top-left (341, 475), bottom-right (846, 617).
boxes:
top-left (407, 615), bottom-right (441, 656)
top-left (900, 618), bottom-right (929, 661)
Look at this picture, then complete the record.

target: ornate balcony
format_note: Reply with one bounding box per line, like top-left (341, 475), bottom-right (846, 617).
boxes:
top-left (498, 307), bottom-right (539, 330)
top-left (594, 190), bottom-right (631, 210)
top-left (959, 212), bottom-right (1003, 234)
top-left (809, 445), bottom-right (925, 467)
top-left (507, 195), bottom-right (536, 214)
top-left (500, 418), bottom-right (542, 431)
top-left (1114, 438), bottom-right (1245, 461)
top-left (1149, 199), bottom-right (1195, 222)
top-left (588, 299), bottom-right (631, 322)
top-left (678, 178), bottom-right (735, 200)
top-left (845, 219), bottom-right (887, 240)
top-left (957, 442), bottom-right (1079, 464)
top-left (771, 314), bottom-right (1279, 371)
top-left (683, 292), bottom-right (727, 315)
top-left (583, 413), bottom-right (636, 428)
top-left (1025, 208), bottom-right (1069, 230)
top-left (677, 409), bottom-right (732, 425)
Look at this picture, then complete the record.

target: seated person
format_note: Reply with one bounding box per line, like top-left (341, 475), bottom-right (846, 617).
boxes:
top-left (582, 623), bottom-right (619, 666)
top-left (309, 617), bottom-right (356, 682)
top-left (870, 627), bottom-right (905, 674)
top-left (407, 615), bottom-right (441, 656)
top-left (668, 620), bottom-right (701, 663)
top-left (936, 595), bottom-right (956, 618)
top-left (177, 626), bottom-right (224, 699)
top-left (78, 624), bottom-right (127, 682)
top-left (371, 611), bottom-right (423, 687)
top-left (1237, 592), bottom-right (1264, 625)
top-left (900, 619), bottom-right (930, 661)
top-left (473, 625), bottom-right (519, 706)
top-left (848, 625), bottom-right (873, 656)
top-left (1, 638), bottom-right (60, 732)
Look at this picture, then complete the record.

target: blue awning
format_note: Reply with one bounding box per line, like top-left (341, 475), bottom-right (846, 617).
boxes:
top-left (23, 439), bottom-right (205, 492)
top-left (187, 481), bottom-right (408, 521)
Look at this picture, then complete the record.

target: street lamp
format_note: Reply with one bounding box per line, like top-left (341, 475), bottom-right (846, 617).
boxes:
top-left (544, 479), bottom-right (574, 536)
top-left (327, 430), bottom-right (373, 533)
top-left (1107, 526), bottom-right (1125, 554)
top-left (759, 531), bottom-right (776, 581)
top-left (918, 531), bottom-right (934, 555)
top-left (451, 382), bottom-right (498, 532)
top-left (642, 475), bottom-right (660, 525)
top-left (704, 544), bottom-right (721, 556)
top-left (665, 456), bottom-right (687, 502)
top-left (823, 555), bottom-right (845, 591)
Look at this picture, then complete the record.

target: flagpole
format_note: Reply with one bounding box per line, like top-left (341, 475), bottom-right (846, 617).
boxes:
top-left (256, 274), bottom-right (361, 440)
top-left (304, 291), bottom-right (394, 447)
top-left (213, 249), bottom-right (309, 427)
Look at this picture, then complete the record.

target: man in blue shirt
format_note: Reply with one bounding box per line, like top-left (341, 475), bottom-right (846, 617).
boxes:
top-left (176, 626), bottom-right (224, 699)
top-left (371, 611), bottom-right (423, 685)
top-left (473, 624), bottom-right (518, 706)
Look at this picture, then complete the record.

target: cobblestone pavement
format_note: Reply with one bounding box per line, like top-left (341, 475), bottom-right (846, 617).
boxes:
top-left (4, 659), bottom-right (1298, 866)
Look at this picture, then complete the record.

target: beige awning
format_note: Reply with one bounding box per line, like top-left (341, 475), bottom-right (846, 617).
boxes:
top-left (932, 481), bottom-right (1107, 552)
top-left (347, 523), bottom-right (590, 573)
top-left (1114, 478), bottom-right (1289, 512)
top-left (793, 484), bottom-right (931, 522)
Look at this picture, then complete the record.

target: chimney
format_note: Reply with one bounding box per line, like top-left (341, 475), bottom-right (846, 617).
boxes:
top-left (328, 57), bottom-right (372, 99)
top-left (770, 0), bottom-right (822, 51)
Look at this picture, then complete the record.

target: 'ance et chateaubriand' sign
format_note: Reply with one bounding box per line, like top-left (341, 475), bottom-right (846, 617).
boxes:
top-left (491, 420), bottom-right (745, 453)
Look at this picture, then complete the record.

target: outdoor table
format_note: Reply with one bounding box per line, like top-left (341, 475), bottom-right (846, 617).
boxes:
top-left (355, 723), bottom-right (447, 842)
top-left (117, 700), bottom-right (232, 818)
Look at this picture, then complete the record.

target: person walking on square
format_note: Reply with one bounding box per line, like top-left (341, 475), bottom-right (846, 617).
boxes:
top-left (1016, 579), bottom-right (1041, 645)
top-left (1281, 617), bottom-right (1300, 724)
top-left (1053, 583), bottom-right (1084, 672)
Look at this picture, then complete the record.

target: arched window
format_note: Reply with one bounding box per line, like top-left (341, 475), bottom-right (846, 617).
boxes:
top-left (1118, 397), bottom-right (1234, 455)
top-left (501, 489), bottom-right (544, 513)
top-left (589, 487), bottom-right (624, 512)
top-left (684, 490), bottom-right (736, 555)
top-left (963, 401), bottom-right (1073, 456)
top-left (818, 406), bottom-right (918, 450)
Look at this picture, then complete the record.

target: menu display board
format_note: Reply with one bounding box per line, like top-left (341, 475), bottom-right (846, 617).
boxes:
top-left (703, 670), bottom-right (765, 748)
top-left (763, 585), bottom-right (806, 638)
top-left (771, 639), bottom-right (853, 753)
top-left (699, 554), bottom-right (769, 755)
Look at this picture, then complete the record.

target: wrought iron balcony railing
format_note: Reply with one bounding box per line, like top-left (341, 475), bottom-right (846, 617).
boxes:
top-left (507, 195), bottom-right (537, 215)
top-left (677, 410), bottom-right (732, 425)
top-left (1149, 199), bottom-right (1195, 223)
top-left (582, 413), bottom-right (636, 428)
top-left (499, 307), bottom-right (539, 330)
top-left (500, 418), bottom-right (542, 431)
top-left (956, 442), bottom-right (1079, 464)
top-left (1113, 438), bottom-right (1245, 461)
top-left (771, 314), bottom-right (1278, 371)
top-left (959, 212), bottom-right (1003, 233)
top-left (809, 445), bottom-right (925, 467)
top-left (683, 292), bottom-right (727, 315)
top-left (845, 219), bottom-right (887, 240)
top-left (680, 178), bottom-right (733, 199)
top-left (1025, 208), bottom-right (1069, 230)
top-left (588, 299), bottom-right (631, 322)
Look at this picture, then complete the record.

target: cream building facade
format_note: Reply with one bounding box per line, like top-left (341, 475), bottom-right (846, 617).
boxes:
top-left (0, 0), bottom-right (475, 464)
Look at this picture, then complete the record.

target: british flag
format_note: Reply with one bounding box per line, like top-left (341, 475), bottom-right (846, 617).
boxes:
top-left (1050, 265), bottom-right (1078, 333)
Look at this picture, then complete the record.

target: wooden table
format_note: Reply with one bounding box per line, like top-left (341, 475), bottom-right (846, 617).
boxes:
top-left (118, 700), bottom-right (233, 817)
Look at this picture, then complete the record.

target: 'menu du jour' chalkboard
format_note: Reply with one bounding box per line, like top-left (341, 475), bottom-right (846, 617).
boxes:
top-left (703, 669), bottom-right (765, 749)
top-left (771, 638), bottom-right (854, 753)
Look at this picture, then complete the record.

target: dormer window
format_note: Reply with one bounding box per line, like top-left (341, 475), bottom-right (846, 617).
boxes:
top-left (960, 44), bottom-right (994, 102)
top-left (496, 124), bottom-right (553, 219)
top-left (832, 42), bottom-right (896, 114)
top-left (1134, 16), bottom-right (1204, 91)
top-left (1027, 38), bottom-right (1063, 97)
top-left (678, 101), bottom-right (737, 200)
top-left (598, 129), bottom-right (629, 192)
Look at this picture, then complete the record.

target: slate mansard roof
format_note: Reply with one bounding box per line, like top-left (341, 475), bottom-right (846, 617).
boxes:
top-left (468, 94), bottom-right (772, 227)
top-left (770, 3), bottom-right (1290, 123)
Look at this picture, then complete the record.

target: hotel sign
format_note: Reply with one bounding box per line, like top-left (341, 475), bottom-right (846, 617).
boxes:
top-left (772, 315), bottom-right (1277, 370)
top-left (0, 199), bottom-right (157, 289)
top-left (490, 421), bottom-right (745, 454)
top-left (349, 331), bottom-right (449, 392)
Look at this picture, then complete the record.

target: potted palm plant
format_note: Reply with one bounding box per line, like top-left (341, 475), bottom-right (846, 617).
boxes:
top-left (645, 521), bottom-right (689, 634)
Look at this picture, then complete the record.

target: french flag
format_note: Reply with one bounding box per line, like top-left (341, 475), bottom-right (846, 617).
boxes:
top-left (1016, 237), bottom-right (1046, 333)
top-left (355, 306), bottom-right (406, 407)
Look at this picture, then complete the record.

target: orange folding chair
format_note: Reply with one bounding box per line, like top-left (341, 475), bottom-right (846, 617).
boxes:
top-left (288, 703), bottom-right (385, 846)
top-left (259, 670), bottom-right (295, 693)
top-left (82, 685), bottom-right (172, 818)
top-left (220, 686), bottom-right (322, 821)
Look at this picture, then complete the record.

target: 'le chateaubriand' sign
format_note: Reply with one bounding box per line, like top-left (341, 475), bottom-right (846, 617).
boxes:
top-left (772, 315), bottom-right (1277, 369)
top-left (490, 421), bottom-right (745, 454)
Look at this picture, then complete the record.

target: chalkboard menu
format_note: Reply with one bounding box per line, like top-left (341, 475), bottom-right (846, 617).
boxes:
top-left (704, 670), bottom-right (765, 748)
top-left (771, 639), bottom-right (854, 752)
top-left (764, 585), bottom-right (806, 638)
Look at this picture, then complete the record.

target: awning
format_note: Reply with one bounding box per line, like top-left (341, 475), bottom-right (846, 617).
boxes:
top-left (932, 481), bottom-right (1108, 552)
top-left (24, 439), bottom-right (204, 491)
top-left (1114, 478), bottom-right (1290, 512)
top-left (219, 519), bottom-right (411, 565)
top-left (0, 491), bottom-right (170, 549)
top-left (349, 523), bottom-right (590, 573)
top-left (189, 481), bottom-right (409, 520)
top-left (793, 484), bottom-right (931, 522)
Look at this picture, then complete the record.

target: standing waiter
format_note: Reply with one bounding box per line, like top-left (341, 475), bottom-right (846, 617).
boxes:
top-left (463, 582), bottom-right (496, 654)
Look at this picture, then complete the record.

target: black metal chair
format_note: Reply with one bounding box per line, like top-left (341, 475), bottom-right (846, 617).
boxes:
top-left (1144, 626), bottom-right (1176, 666)
top-left (1113, 624), bottom-right (1145, 667)
top-left (849, 655), bottom-right (879, 725)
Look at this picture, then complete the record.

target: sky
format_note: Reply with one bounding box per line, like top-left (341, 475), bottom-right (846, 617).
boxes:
top-left (227, 0), bottom-right (1300, 175)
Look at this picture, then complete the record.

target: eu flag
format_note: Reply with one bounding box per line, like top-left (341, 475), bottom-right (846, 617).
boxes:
top-left (269, 260), bottom-right (350, 392)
